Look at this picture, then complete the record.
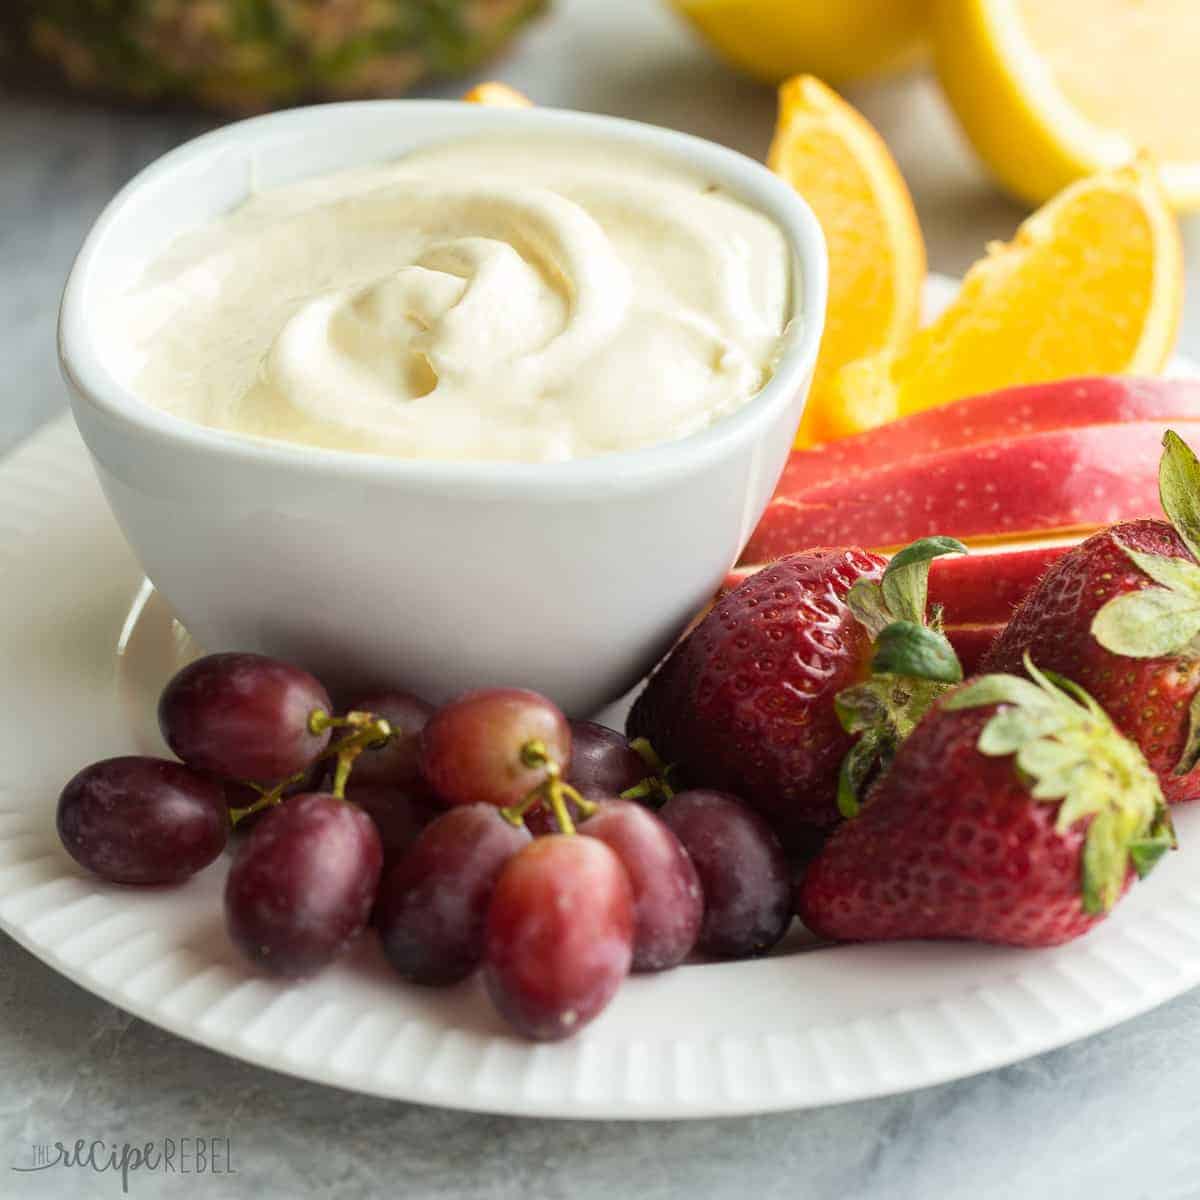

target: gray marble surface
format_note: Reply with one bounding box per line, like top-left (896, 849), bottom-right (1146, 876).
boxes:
top-left (3, 2), bottom-right (1200, 1197)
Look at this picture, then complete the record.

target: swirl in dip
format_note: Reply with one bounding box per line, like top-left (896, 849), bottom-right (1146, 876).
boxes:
top-left (106, 136), bottom-right (792, 462)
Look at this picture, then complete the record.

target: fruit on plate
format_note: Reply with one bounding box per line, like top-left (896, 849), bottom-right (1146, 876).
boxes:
top-left (580, 801), bottom-right (703, 972)
top-left (799, 661), bottom-right (1173, 946)
top-left (376, 803), bottom-right (531, 986)
top-left (669, 0), bottom-right (929, 86)
top-left (20, 1), bottom-right (547, 111)
top-left (483, 835), bottom-right (634, 1041)
top-left (420, 688), bottom-right (571, 810)
top-left (945, 624), bottom-right (1004, 677)
top-left (57, 757), bottom-right (228, 885)
top-left (344, 782), bottom-right (442, 870)
top-left (726, 540), bottom-right (1073, 627)
top-left (659, 790), bottom-right (791, 959)
top-left (158, 652), bottom-right (333, 782)
top-left (925, 543), bottom-right (1073, 626)
top-left (983, 432), bottom-right (1200, 805)
top-left (777, 377), bottom-right (1200, 496)
top-left (341, 689), bottom-right (433, 788)
top-left (462, 80), bottom-right (532, 107)
top-left (628, 538), bottom-right (968, 837)
top-left (565, 721), bottom-right (656, 801)
top-left (766, 76), bottom-right (925, 448)
top-left (66, 652), bottom-right (761, 1042)
top-left (743, 422), bottom-right (1200, 560)
top-left (225, 791), bottom-right (384, 978)
top-left (523, 721), bottom-right (667, 837)
top-left (934, 0), bottom-right (1200, 210)
top-left (826, 163), bottom-right (1182, 437)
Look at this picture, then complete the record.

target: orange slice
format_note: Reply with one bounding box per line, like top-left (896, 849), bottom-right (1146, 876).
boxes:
top-left (829, 160), bottom-right (1183, 435)
top-left (461, 81), bottom-right (533, 108)
top-left (670, 0), bottom-right (930, 87)
top-left (767, 76), bottom-right (926, 447)
top-left (934, 0), bottom-right (1200, 211)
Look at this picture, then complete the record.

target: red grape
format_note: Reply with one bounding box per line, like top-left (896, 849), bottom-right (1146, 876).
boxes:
top-left (225, 792), bottom-right (382, 978)
top-left (347, 781), bottom-right (443, 871)
top-left (483, 835), bottom-right (633, 1040)
top-left (420, 688), bottom-right (571, 809)
top-left (343, 689), bottom-right (433, 787)
top-left (580, 800), bottom-right (702, 972)
top-left (659, 790), bottom-right (791, 959)
top-left (57, 757), bottom-right (228, 885)
top-left (567, 721), bottom-right (650, 799)
top-left (376, 804), bottom-right (530, 986)
top-left (159, 653), bottom-right (332, 781)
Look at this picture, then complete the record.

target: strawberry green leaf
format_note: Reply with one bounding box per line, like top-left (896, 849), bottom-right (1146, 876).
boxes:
top-left (1159, 430), bottom-right (1200, 564)
top-left (945, 673), bottom-right (1049, 712)
top-left (837, 729), bottom-right (885, 819)
top-left (1129, 828), bottom-right (1175, 879)
top-left (948, 661), bottom-right (1168, 914)
top-left (834, 682), bottom-right (890, 735)
top-left (834, 674), bottom-right (953, 816)
top-left (880, 536), bottom-right (968, 627)
top-left (1081, 808), bottom-right (1130, 915)
top-left (976, 705), bottom-right (1068, 756)
top-left (1121, 544), bottom-right (1200, 596)
top-left (1091, 587), bottom-right (1200, 659)
top-left (845, 579), bottom-right (892, 640)
top-left (1175, 689), bottom-right (1200, 777)
top-left (871, 622), bottom-right (963, 684)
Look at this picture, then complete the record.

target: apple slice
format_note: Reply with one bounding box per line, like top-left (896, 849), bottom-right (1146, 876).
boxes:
top-left (780, 377), bottom-right (1200, 495)
top-left (926, 541), bottom-right (1072, 624)
top-left (946, 624), bottom-right (1005, 677)
top-left (742, 421), bottom-right (1200, 561)
top-left (729, 537), bottom-right (1073, 627)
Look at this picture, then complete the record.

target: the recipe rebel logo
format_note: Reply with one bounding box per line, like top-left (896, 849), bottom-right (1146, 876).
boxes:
top-left (11, 1136), bottom-right (235, 1193)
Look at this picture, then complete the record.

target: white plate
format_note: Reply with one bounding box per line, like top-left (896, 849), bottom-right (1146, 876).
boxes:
top-left (5, 278), bottom-right (1200, 1119)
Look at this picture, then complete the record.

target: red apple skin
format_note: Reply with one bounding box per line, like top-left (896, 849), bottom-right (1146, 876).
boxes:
top-left (741, 422), bottom-right (1200, 561)
top-left (729, 542), bottom-right (1073, 626)
top-left (781, 377), bottom-right (1200, 495)
top-left (925, 544), bottom-right (1072, 625)
top-left (946, 624), bottom-right (1005, 676)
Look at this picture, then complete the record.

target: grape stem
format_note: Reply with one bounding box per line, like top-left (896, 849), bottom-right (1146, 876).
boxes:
top-left (228, 777), bottom-right (300, 827)
top-left (227, 710), bottom-right (393, 826)
top-left (501, 740), bottom-right (595, 835)
top-left (325, 712), bottom-right (394, 800)
top-left (621, 738), bottom-right (677, 807)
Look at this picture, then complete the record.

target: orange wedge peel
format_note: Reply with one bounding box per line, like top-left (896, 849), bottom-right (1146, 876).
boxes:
top-left (767, 76), bottom-right (926, 447)
top-left (827, 160), bottom-right (1183, 436)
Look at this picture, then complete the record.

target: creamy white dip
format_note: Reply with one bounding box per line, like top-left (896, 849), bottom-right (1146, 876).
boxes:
top-left (108, 136), bottom-right (791, 462)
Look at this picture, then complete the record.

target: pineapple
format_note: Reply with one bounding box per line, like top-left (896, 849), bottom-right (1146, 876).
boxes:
top-left (13, 0), bottom-right (547, 111)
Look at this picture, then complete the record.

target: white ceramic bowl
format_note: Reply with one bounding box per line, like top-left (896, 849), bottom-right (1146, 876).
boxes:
top-left (60, 101), bottom-right (827, 715)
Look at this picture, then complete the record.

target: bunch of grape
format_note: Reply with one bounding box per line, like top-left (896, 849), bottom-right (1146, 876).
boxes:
top-left (56, 653), bottom-right (793, 1041)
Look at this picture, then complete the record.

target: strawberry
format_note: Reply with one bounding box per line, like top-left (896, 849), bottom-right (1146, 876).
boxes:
top-left (627, 538), bottom-right (968, 839)
top-left (798, 662), bottom-right (1173, 946)
top-left (982, 431), bottom-right (1200, 804)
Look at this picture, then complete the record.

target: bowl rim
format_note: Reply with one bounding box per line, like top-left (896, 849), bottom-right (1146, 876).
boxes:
top-left (59, 99), bottom-right (828, 490)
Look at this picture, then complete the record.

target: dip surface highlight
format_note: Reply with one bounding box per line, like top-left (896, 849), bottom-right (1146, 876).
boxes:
top-left (109, 136), bottom-right (792, 462)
